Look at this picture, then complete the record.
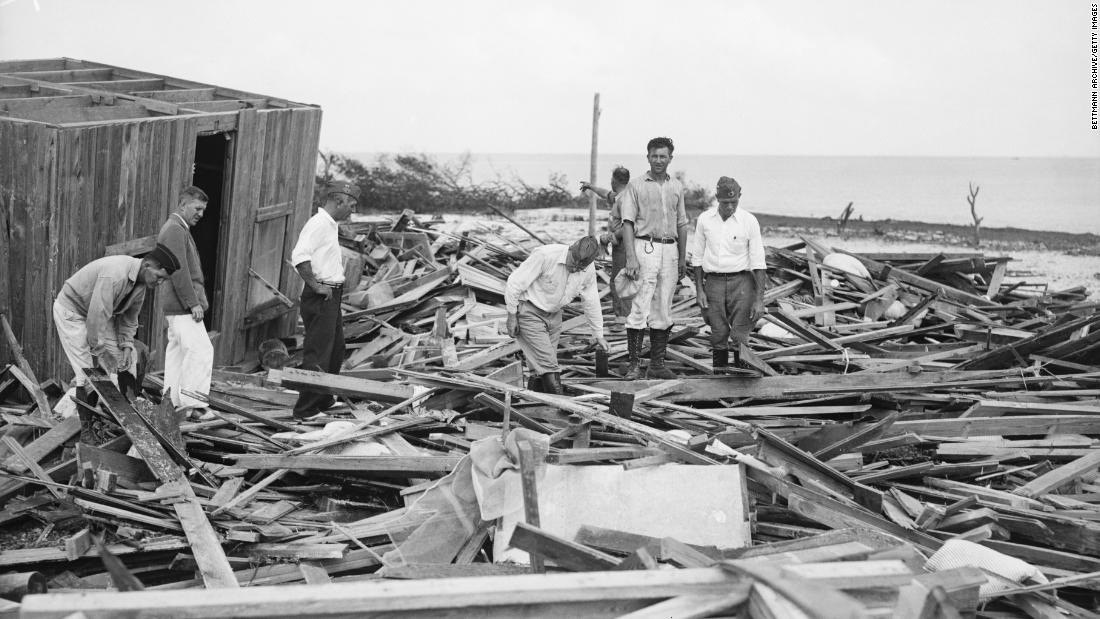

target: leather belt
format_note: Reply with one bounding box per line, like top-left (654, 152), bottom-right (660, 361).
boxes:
top-left (635, 235), bottom-right (676, 244)
top-left (318, 281), bottom-right (344, 289)
top-left (705, 271), bottom-right (749, 277)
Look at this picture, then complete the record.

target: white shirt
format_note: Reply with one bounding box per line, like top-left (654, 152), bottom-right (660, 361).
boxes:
top-left (504, 244), bottom-right (604, 338)
top-left (291, 209), bottom-right (344, 283)
top-left (688, 207), bottom-right (767, 273)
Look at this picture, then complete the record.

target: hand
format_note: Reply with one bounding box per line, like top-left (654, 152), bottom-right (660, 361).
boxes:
top-left (678, 260), bottom-right (687, 282)
top-left (593, 336), bottom-right (610, 352)
top-left (190, 305), bottom-right (205, 322)
top-left (579, 181), bottom-right (592, 193)
top-left (624, 256), bottom-right (640, 280)
top-left (751, 299), bottom-right (765, 323)
top-left (117, 343), bottom-right (134, 370)
top-left (696, 293), bottom-right (709, 312)
top-left (96, 350), bottom-right (119, 374)
top-left (311, 281), bottom-right (332, 300)
top-left (506, 312), bottom-right (518, 338)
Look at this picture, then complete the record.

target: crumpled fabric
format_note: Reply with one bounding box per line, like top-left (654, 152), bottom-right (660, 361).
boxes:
top-left (924, 538), bottom-right (1048, 596)
top-left (469, 428), bottom-right (549, 521)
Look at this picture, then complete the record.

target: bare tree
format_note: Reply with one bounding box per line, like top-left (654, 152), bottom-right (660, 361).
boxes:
top-left (836, 201), bottom-right (855, 238)
top-left (318, 150), bottom-right (336, 182)
top-left (966, 182), bottom-right (983, 247)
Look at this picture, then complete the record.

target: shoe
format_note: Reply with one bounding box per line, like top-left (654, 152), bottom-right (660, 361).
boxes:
top-left (526, 375), bottom-right (544, 393)
top-left (73, 385), bottom-right (99, 409)
top-left (293, 411), bottom-right (326, 422)
top-left (646, 327), bottom-right (678, 380)
top-left (541, 372), bottom-right (564, 395)
top-left (622, 328), bottom-right (645, 380)
top-left (77, 408), bottom-right (98, 445)
top-left (712, 349), bottom-right (730, 373)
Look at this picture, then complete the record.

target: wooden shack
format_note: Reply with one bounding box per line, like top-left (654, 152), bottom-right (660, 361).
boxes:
top-left (0, 58), bottom-right (323, 384)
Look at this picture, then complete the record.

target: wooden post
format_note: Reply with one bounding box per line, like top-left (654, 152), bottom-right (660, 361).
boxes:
top-left (517, 441), bottom-right (544, 573)
top-left (588, 93), bottom-right (601, 237)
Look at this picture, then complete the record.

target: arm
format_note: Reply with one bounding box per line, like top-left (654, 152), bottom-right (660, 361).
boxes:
top-left (690, 217), bottom-right (708, 310)
top-left (162, 225), bottom-right (202, 319)
top-left (295, 261), bottom-right (330, 300)
top-left (504, 253), bottom-right (545, 338)
top-left (748, 215), bottom-right (768, 321)
top-left (579, 270), bottom-right (608, 350)
top-left (751, 270), bottom-right (768, 322)
top-left (85, 276), bottom-right (117, 355)
top-left (676, 189), bottom-right (690, 280)
top-left (580, 183), bottom-right (614, 202)
top-left (620, 185), bottom-right (640, 277)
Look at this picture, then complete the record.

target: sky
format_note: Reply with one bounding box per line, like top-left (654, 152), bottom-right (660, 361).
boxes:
top-left (2, 0), bottom-right (1099, 158)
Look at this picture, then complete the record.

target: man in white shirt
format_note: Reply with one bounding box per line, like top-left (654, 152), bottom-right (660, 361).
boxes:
top-left (290, 182), bottom-right (358, 419)
top-left (689, 177), bottom-right (768, 371)
top-left (504, 236), bottom-right (610, 394)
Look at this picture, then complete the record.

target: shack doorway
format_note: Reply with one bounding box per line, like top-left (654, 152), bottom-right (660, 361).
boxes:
top-left (191, 133), bottom-right (230, 330)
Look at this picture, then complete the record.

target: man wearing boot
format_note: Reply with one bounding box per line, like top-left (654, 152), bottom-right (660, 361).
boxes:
top-left (53, 245), bottom-right (180, 443)
top-left (620, 137), bottom-right (691, 380)
top-left (689, 177), bottom-right (767, 371)
top-left (504, 236), bottom-right (610, 394)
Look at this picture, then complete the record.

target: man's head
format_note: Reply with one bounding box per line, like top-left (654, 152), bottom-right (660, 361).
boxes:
top-left (565, 236), bottom-right (601, 273)
top-left (322, 181), bottom-right (361, 222)
top-left (141, 243), bottom-right (180, 288)
top-left (645, 137), bottom-right (675, 178)
top-left (716, 176), bottom-right (742, 218)
top-left (610, 166), bottom-right (630, 193)
top-left (176, 186), bottom-right (208, 227)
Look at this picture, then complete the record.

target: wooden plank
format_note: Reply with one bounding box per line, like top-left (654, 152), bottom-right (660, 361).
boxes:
top-left (232, 454), bottom-right (462, 473)
top-left (1, 311), bottom-right (51, 416)
top-left (267, 367), bottom-right (415, 403)
top-left (1, 416), bottom-right (79, 474)
top-left (86, 373), bottom-right (237, 589)
top-left (508, 522), bottom-right (620, 571)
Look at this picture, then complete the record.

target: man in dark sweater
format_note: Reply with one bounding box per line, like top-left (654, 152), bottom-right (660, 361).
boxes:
top-left (157, 186), bottom-right (214, 418)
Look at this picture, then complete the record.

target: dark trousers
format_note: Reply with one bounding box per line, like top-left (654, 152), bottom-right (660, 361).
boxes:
top-left (293, 286), bottom-right (345, 416)
top-left (704, 272), bottom-right (756, 351)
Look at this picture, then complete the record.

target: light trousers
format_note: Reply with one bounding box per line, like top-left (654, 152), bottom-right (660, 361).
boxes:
top-left (625, 239), bottom-right (678, 331)
top-left (52, 299), bottom-right (131, 386)
top-left (515, 301), bottom-right (562, 375)
top-left (164, 314), bottom-right (214, 410)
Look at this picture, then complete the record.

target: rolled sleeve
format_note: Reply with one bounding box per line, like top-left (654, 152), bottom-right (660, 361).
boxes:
top-left (619, 185), bottom-right (639, 224)
top-left (504, 253), bottom-right (543, 313)
top-left (675, 191), bottom-right (690, 230)
top-left (85, 277), bottom-right (117, 354)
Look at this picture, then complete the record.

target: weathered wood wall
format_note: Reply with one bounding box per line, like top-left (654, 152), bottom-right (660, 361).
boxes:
top-left (0, 107), bottom-right (322, 384)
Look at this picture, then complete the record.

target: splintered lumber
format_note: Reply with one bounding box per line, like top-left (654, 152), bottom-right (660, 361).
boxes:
top-left (0, 313), bottom-right (52, 416)
top-left (267, 367), bottom-right (415, 402)
top-left (1013, 450), bottom-right (1100, 498)
top-left (232, 454), bottom-right (462, 473)
top-left (19, 568), bottom-right (746, 618)
top-left (508, 522), bottom-right (620, 571)
top-left (85, 372), bottom-right (237, 589)
top-left (0, 416), bottom-right (79, 474)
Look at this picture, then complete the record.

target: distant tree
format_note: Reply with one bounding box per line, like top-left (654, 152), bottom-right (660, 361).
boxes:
top-left (836, 202), bottom-right (855, 238)
top-left (966, 182), bottom-right (983, 247)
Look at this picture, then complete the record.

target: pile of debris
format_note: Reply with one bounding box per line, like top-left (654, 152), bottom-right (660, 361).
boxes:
top-left (1, 209), bottom-right (1098, 618)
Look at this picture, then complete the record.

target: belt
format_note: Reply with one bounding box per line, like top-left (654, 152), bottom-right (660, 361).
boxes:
top-left (636, 235), bottom-right (676, 244)
top-left (317, 281), bottom-right (344, 289)
top-left (705, 271), bottom-right (749, 277)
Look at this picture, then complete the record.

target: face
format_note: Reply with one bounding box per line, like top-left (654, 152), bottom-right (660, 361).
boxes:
top-left (565, 247), bottom-right (594, 273)
top-left (717, 194), bottom-right (740, 218)
top-left (179, 199), bottom-right (207, 226)
top-left (329, 194), bottom-right (356, 221)
top-left (141, 263), bottom-right (171, 288)
top-left (647, 147), bottom-right (672, 177)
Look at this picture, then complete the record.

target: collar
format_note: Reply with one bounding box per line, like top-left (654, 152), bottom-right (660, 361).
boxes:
top-left (318, 208), bottom-right (336, 225)
top-left (554, 245), bottom-right (571, 265)
top-left (125, 256), bottom-right (142, 283)
top-left (643, 171), bottom-right (670, 183)
top-left (172, 213), bottom-right (190, 228)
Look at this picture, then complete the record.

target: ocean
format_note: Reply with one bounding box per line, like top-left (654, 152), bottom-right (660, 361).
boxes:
top-left (346, 153), bottom-right (1100, 235)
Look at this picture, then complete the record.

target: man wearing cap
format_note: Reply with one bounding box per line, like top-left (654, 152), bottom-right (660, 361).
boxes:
top-left (53, 244), bottom-right (179, 443)
top-left (289, 181), bottom-right (358, 420)
top-left (157, 186), bottom-right (214, 418)
top-left (504, 236), bottom-right (610, 394)
top-left (620, 137), bottom-right (691, 380)
top-left (689, 177), bottom-right (767, 371)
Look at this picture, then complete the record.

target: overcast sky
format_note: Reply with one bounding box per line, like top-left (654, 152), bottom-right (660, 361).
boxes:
top-left (2, 0), bottom-right (1098, 157)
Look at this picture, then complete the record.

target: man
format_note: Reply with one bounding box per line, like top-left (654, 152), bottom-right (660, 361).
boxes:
top-left (620, 137), bottom-right (691, 380)
top-left (581, 166), bottom-right (631, 330)
top-left (290, 181), bottom-right (358, 420)
top-left (53, 245), bottom-right (179, 443)
top-left (689, 177), bottom-right (767, 371)
top-left (158, 186), bottom-right (213, 418)
top-left (504, 236), bottom-right (610, 394)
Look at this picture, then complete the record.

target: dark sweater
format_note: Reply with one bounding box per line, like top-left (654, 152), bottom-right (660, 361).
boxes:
top-left (157, 215), bottom-right (208, 315)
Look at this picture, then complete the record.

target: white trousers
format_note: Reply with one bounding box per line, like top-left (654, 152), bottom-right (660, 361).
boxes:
top-left (52, 299), bottom-right (131, 386)
top-left (164, 314), bottom-right (213, 410)
top-left (625, 239), bottom-right (679, 330)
